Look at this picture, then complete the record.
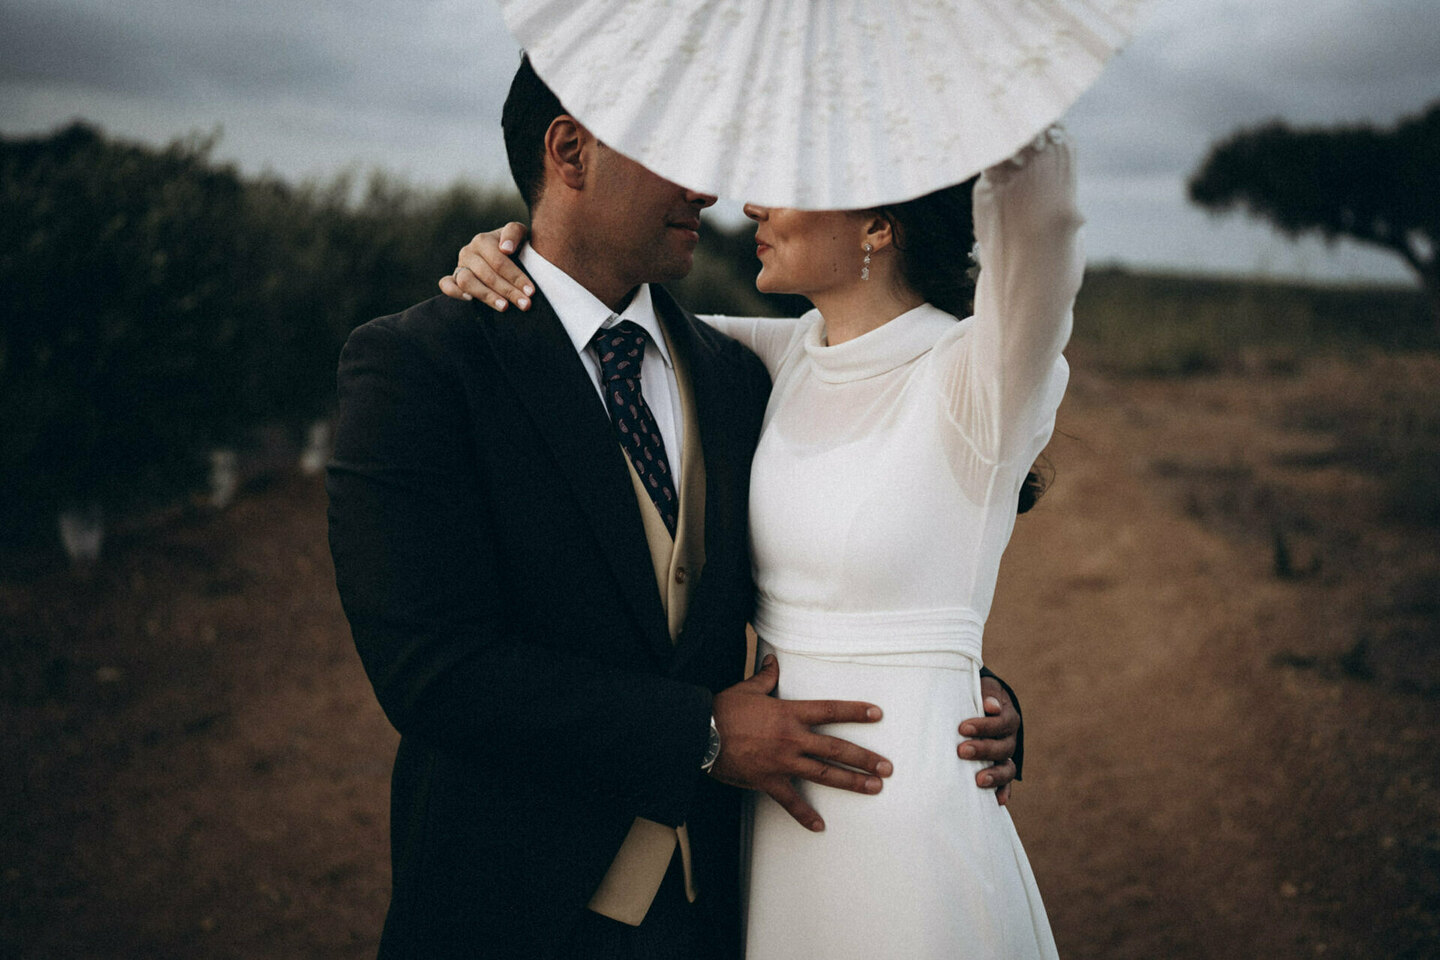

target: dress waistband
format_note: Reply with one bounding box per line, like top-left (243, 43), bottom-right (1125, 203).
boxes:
top-left (752, 603), bottom-right (985, 663)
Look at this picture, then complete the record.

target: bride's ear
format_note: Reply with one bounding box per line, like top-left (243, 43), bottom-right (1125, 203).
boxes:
top-left (861, 213), bottom-right (896, 253)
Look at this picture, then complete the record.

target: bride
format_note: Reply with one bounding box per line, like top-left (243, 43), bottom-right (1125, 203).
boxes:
top-left (446, 123), bottom-right (1079, 959)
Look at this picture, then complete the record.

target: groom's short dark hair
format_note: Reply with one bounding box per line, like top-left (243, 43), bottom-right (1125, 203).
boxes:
top-left (502, 53), bottom-right (566, 211)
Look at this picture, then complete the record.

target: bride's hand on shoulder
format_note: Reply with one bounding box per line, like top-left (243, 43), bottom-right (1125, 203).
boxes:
top-left (437, 222), bottom-right (536, 311)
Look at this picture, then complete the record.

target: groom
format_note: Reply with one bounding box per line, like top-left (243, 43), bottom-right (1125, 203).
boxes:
top-left (328, 55), bottom-right (1020, 960)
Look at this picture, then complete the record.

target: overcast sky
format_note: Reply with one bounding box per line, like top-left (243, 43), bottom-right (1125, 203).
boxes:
top-left (2, 0), bottom-right (1437, 284)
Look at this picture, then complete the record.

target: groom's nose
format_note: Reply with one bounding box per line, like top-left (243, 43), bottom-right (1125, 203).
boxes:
top-left (686, 189), bottom-right (718, 209)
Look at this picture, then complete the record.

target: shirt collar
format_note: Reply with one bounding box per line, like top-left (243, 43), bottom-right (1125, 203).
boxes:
top-left (519, 246), bottom-right (673, 370)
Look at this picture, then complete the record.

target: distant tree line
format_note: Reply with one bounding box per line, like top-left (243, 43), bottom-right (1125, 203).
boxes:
top-left (0, 121), bottom-right (781, 552)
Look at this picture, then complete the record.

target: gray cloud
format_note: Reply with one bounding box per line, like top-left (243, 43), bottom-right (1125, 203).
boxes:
top-left (0, 0), bottom-right (355, 98)
top-left (1073, 0), bottom-right (1440, 175)
top-left (2, 0), bottom-right (1436, 282)
top-left (0, 0), bottom-right (519, 120)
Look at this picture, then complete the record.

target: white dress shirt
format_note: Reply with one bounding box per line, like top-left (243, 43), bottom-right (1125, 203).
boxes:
top-left (519, 246), bottom-right (684, 491)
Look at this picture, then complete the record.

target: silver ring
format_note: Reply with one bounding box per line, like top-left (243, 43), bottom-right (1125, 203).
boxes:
top-left (452, 266), bottom-right (467, 282)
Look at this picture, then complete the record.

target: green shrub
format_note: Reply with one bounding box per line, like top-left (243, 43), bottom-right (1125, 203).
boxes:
top-left (1, 123), bottom-right (249, 538)
top-left (0, 123), bottom-right (527, 548)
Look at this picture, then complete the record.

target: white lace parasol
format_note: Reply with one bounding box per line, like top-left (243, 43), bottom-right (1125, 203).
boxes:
top-left (496, 0), bottom-right (1154, 209)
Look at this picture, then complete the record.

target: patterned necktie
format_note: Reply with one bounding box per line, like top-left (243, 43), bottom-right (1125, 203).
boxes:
top-left (591, 320), bottom-right (679, 537)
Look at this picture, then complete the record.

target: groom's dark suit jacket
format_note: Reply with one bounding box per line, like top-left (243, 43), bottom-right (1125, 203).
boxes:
top-left (327, 285), bottom-right (771, 959)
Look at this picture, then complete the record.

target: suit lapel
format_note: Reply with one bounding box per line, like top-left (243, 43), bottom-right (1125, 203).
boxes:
top-left (477, 293), bottom-right (673, 662)
top-left (651, 288), bottom-right (746, 673)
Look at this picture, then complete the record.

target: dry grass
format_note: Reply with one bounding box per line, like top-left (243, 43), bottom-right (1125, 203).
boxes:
top-left (1074, 268), bottom-right (1434, 376)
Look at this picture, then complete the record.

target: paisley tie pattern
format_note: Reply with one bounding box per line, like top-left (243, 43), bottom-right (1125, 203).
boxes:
top-left (591, 320), bottom-right (678, 537)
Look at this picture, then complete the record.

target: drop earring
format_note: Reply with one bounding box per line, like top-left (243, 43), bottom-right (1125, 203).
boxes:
top-left (861, 243), bottom-right (872, 281)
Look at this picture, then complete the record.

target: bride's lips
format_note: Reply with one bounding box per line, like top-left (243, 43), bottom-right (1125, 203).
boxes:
top-left (755, 236), bottom-right (771, 257)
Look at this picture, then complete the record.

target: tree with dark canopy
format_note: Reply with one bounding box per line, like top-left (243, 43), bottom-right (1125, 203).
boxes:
top-left (1189, 101), bottom-right (1440, 330)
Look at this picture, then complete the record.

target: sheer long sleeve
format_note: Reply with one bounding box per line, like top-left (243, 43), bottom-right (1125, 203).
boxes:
top-left (700, 315), bottom-right (809, 380)
top-left (936, 131), bottom-right (1084, 466)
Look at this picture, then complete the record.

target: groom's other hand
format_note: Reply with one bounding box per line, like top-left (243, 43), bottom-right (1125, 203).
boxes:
top-left (959, 679), bottom-right (1020, 805)
top-left (709, 654), bottom-right (890, 833)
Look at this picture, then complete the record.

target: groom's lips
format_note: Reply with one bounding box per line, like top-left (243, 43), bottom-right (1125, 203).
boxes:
top-left (668, 218), bottom-right (701, 242)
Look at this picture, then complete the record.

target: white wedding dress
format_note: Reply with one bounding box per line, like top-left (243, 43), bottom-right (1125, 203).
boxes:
top-left (701, 132), bottom-right (1081, 959)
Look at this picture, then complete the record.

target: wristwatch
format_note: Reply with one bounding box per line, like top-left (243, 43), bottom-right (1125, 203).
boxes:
top-left (700, 715), bottom-right (721, 773)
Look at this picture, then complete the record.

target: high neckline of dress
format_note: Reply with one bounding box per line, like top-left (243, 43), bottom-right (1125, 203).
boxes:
top-left (802, 303), bottom-right (959, 383)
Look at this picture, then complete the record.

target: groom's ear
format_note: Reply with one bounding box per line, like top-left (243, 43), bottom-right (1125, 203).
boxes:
top-left (544, 115), bottom-right (590, 192)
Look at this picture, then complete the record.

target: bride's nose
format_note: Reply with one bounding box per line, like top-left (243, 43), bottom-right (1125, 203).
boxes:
top-left (743, 203), bottom-right (768, 222)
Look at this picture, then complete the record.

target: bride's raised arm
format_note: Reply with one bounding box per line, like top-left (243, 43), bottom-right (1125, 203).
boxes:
top-left (937, 128), bottom-right (1085, 465)
top-left (440, 224), bottom-right (806, 377)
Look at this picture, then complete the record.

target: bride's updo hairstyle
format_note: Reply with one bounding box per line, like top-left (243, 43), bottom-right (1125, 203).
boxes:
top-left (878, 178), bottom-right (1049, 515)
top-left (879, 177), bottom-right (979, 319)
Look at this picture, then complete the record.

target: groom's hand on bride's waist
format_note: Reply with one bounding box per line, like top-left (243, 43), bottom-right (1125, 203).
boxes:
top-left (707, 655), bottom-right (890, 833)
top-left (959, 678), bottom-right (1021, 806)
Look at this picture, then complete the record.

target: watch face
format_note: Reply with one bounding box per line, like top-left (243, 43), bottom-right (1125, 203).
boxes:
top-left (703, 721), bottom-right (721, 769)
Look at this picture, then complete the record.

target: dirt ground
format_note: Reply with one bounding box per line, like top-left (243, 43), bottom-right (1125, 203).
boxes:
top-left (3, 354), bottom-right (1437, 959)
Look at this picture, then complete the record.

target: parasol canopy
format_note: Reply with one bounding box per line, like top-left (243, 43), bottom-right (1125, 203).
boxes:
top-left (496, 0), bottom-right (1154, 209)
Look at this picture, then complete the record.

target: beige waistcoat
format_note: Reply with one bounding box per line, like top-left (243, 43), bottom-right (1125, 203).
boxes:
top-left (586, 326), bottom-right (707, 926)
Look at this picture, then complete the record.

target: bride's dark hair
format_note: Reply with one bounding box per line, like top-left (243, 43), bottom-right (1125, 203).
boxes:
top-left (878, 178), bottom-right (1049, 515)
top-left (879, 177), bottom-right (979, 318)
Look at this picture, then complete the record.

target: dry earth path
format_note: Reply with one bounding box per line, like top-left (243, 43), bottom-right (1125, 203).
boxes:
top-left (2, 360), bottom-right (1436, 958)
top-left (997, 359), bottom-right (1439, 960)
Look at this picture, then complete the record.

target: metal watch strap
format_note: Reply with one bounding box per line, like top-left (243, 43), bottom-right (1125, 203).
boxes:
top-left (700, 714), bottom-right (721, 773)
